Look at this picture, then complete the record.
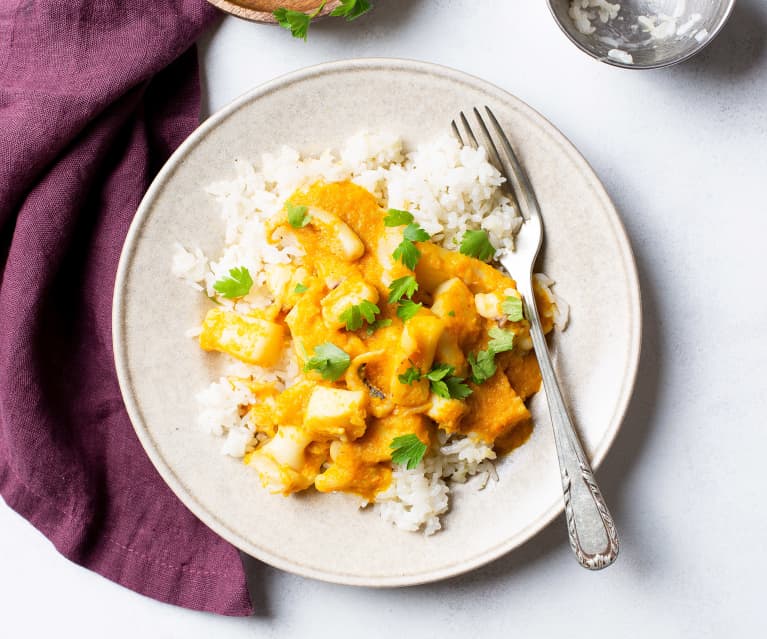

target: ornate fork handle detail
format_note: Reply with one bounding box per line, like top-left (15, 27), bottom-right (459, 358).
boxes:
top-left (520, 287), bottom-right (619, 570)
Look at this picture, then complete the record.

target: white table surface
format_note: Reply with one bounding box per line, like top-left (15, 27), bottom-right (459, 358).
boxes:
top-left (3, 1), bottom-right (766, 636)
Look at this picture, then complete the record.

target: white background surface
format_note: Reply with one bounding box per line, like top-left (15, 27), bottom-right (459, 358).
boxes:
top-left (2, 1), bottom-right (766, 636)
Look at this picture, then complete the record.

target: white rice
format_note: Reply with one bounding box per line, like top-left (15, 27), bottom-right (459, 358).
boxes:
top-left (173, 132), bottom-right (566, 534)
top-left (568, 1), bottom-right (709, 54)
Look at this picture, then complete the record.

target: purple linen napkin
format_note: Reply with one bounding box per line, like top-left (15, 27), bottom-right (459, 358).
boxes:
top-left (0, 0), bottom-right (254, 616)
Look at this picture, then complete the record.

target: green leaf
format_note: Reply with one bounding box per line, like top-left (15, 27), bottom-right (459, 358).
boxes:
top-left (365, 318), bottom-right (392, 335)
top-left (390, 434), bottom-right (427, 470)
top-left (339, 305), bottom-right (362, 331)
top-left (212, 267), bottom-right (253, 299)
top-left (388, 275), bottom-right (418, 304)
top-left (286, 202), bottom-right (310, 228)
top-left (429, 379), bottom-right (450, 399)
top-left (294, 283), bottom-right (308, 294)
top-left (488, 326), bottom-right (515, 353)
top-left (459, 229), bottom-right (496, 261)
top-left (447, 310), bottom-right (456, 317)
top-left (468, 350), bottom-right (496, 384)
top-left (273, 1), bottom-right (326, 40)
top-left (330, 0), bottom-right (372, 20)
top-left (396, 300), bottom-right (422, 322)
top-left (403, 223), bottom-right (430, 243)
top-left (502, 294), bottom-right (524, 322)
top-left (392, 239), bottom-right (421, 270)
top-left (425, 363), bottom-right (454, 382)
top-left (358, 300), bottom-right (379, 323)
top-left (303, 342), bottom-right (350, 381)
top-left (444, 376), bottom-right (472, 399)
top-left (340, 300), bottom-right (380, 331)
top-left (398, 366), bottom-right (422, 385)
top-left (383, 208), bottom-right (414, 227)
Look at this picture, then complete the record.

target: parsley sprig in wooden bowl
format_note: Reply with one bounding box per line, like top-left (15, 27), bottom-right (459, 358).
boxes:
top-left (206, 0), bottom-right (372, 39)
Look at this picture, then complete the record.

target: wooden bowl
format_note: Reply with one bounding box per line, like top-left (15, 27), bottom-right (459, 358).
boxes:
top-left (207, 0), bottom-right (341, 22)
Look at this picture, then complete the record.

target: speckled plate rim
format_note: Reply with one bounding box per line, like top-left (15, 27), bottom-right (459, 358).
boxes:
top-left (113, 58), bottom-right (642, 587)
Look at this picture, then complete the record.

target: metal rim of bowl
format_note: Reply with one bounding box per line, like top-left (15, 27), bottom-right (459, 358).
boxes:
top-left (206, 0), bottom-right (340, 23)
top-left (546, 0), bottom-right (738, 70)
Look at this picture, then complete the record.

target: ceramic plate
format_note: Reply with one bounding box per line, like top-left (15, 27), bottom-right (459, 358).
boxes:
top-left (113, 59), bottom-right (641, 586)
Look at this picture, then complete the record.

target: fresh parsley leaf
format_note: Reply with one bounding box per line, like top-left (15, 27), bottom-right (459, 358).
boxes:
top-left (383, 208), bottom-right (414, 227)
top-left (286, 202), bottom-right (310, 228)
top-left (468, 349), bottom-right (496, 384)
top-left (502, 294), bottom-right (524, 322)
top-left (388, 275), bottom-right (418, 304)
top-left (392, 223), bottom-right (430, 270)
top-left (459, 229), bottom-right (496, 261)
top-left (358, 300), bottom-right (379, 323)
top-left (212, 267), bottom-right (253, 299)
top-left (390, 433), bottom-right (427, 470)
top-left (365, 318), bottom-right (392, 335)
top-left (294, 283), bottom-right (308, 294)
top-left (392, 239), bottom-right (421, 270)
top-left (273, 1), bottom-right (326, 40)
top-left (398, 366), bottom-right (422, 385)
top-left (444, 376), bottom-right (472, 399)
top-left (448, 310), bottom-right (456, 317)
top-left (403, 223), bottom-right (430, 243)
top-left (339, 305), bottom-right (362, 331)
top-left (488, 326), bottom-right (515, 353)
top-left (340, 300), bottom-right (380, 331)
top-left (330, 0), bottom-right (372, 20)
top-left (303, 342), bottom-right (350, 381)
top-left (396, 299), bottom-right (422, 322)
top-left (425, 363), bottom-right (454, 382)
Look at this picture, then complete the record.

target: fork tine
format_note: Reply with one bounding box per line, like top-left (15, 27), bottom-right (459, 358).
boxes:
top-left (484, 106), bottom-right (541, 221)
top-left (450, 120), bottom-right (464, 146)
top-left (471, 107), bottom-right (507, 182)
top-left (458, 111), bottom-right (479, 150)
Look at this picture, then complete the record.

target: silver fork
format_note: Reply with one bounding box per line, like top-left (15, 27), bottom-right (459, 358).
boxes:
top-left (452, 107), bottom-right (619, 570)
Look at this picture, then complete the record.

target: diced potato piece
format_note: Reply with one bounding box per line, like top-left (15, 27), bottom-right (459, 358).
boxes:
top-left (304, 387), bottom-right (368, 441)
top-left (320, 277), bottom-right (379, 330)
top-left (435, 331), bottom-right (466, 377)
top-left (391, 314), bottom-right (445, 406)
top-left (427, 394), bottom-right (468, 432)
top-left (461, 370), bottom-right (530, 443)
top-left (246, 426), bottom-right (321, 494)
top-left (199, 308), bottom-right (284, 366)
top-left (309, 208), bottom-right (365, 262)
top-left (265, 264), bottom-right (293, 300)
top-left (430, 277), bottom-right (482, 346)
top-left (474, 292), bottom-right (503, 319)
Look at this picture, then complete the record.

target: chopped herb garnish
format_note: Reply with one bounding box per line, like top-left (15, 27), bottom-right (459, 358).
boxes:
top-left (339, 300), bottom-right (380, 331)
top-left (365, 318), bottom-right (392, 335)
top-left (303, 342), bottom-right (350, 381)
top-left (502, 294), bottom-right (524, 322)
top-left (396, 299), bottom-right (422, 322)
top-left (459, 229), bottom-right (496, 261)
top-left (330, 0), bottom-right (372, 20)
top-left (286, 202), bottom-right (310, 228)
top-left (488, 326), bottom-right (515, 353)
top-left (392, 223), bottom-right (430, 270)
top-left (273, 1), bottom-right (326, 40)
top-left (398, 366), bottom-right (422, 385)
top-left (425, 364), bottom-right (472, 400)
top-left (468, 349), bottom-right (497, 384)
top-left (448, 310), bottom-right (456, 317)
top-left (383, 208), bottom-right (414, 227)
top-left (294, 283), bottom-right (309, 294)
top-left (468, 328), bottom-right (516, 384)
top-left (212, 267), bottom-right (253, 299)
top-left (390, 433), bottom-right (427, 469)
top-left (388, 275), bottom-right (418, 304)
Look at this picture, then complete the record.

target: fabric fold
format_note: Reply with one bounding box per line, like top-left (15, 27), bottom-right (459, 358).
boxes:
top-left (0, 0), bottom-right (254, 616)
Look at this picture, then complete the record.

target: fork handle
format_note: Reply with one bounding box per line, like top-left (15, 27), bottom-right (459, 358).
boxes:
top-left (519, 279), bottom-right (619, 570)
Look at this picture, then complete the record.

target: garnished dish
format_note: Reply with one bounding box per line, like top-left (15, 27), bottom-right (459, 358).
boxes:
top-left (173, 133), bottom-right (568, 534)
